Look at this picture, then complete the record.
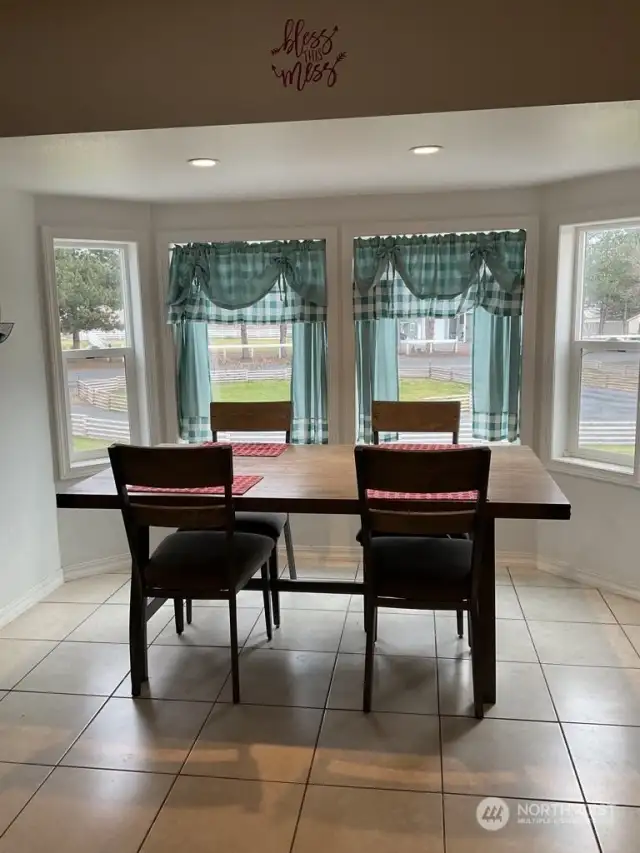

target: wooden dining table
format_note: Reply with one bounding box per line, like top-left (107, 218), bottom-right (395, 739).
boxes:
top-left (57, 444), bottom-right (570, 706)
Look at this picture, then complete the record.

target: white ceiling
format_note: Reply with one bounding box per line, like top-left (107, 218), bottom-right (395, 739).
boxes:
top-left (0, 102), bottom-right (639, 202)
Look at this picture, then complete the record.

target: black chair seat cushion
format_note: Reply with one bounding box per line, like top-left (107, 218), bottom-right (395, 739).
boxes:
top-left (369, 536), bottom-right (473, 599)
top-left (146, 530), bottom-right (274, 595)
top-left (234, 512), bottom-right (287, 541)
top-left (356, 528), bottom-right (469, 544)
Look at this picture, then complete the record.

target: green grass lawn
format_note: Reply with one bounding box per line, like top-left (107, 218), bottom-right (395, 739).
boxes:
top-left (212, 377), bottom-right (470, 403)
top-left (583, 444), bottom-right (635, 456)
top-left (73, 436), bottom-right (113, 451)
top-left (212, 379), bottom-right (290, 402)
top-left (399, 378), bottom-right (469, 400)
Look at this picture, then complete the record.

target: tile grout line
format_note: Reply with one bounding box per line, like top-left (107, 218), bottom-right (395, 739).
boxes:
top-left (0, 765), bottom-right (56, 840)
top-left (0, 584), bottom-right (138, 700)
top-left (5, 568), bottom-right (640, 847)
top-left (133, 619), bottom-right (236, 853)
top-left (0, 598), bottom-right (118, 843)
top-left (286, 595), bottom-right (351, 853)
top-left (511, 578), bottom-right (605, 853)
top-left (133, 576), bottom-right (351, 853)
top-left (434, 610), bottom-right (448, 853)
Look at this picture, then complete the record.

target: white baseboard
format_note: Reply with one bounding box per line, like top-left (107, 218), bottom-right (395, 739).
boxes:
top-left (496, 550), bottom-right (538, 570)
top-left (534, 557), bottom-right (640, 601)
top-left (63, 554), bottom-right (130, 581)
top-left (0, 573), bottom-right (63, 630)
top-left (280, 544), bottom-right (360, 559)
top-left (59, 545), bottom-right (640, 604)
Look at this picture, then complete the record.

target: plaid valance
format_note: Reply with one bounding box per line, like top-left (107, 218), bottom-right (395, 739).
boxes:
top-left (353, 230), bottom-right (525, 321)
top-left (168, 240), bottom-right (327, 324)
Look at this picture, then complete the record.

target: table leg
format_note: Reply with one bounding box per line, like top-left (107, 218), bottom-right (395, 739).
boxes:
top-left (480, 517), bottom-right (496, 705)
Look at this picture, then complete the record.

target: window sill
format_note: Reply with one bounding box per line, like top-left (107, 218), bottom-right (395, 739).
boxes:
top-left (548, 456), bottom-right (638, 489)
top-left (57, 457), bottom-right (111, 483)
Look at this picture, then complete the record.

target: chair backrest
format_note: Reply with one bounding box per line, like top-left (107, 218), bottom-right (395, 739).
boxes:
top-left (210, 401), bottom-right (292, 443)
top-left (109, 444), bottom-right (234, 534)
top-left (371, 400), bottom-right (461, 444)
top-left (355, 444), bottom-right (490, 544)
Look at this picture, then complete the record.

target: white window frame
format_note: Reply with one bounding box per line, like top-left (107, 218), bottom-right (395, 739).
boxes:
top-left (558, 220), bottom-right (640, 477)
top-left (41, 229), bottom-right (149, 479)
top-left (340, 214), bottom-right (539, 447)
top-left (155, 226), bottom-right (340, 444)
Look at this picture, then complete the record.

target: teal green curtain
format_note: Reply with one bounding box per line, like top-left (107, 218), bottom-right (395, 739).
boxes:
top-left (356, 319), bottom-right (399, 443)
top-left (168, 240), bottom-right (328, 445)
top-left (167, 240), bottom-right (326, 323)
top-left (353, 231), bottom-right (525, 317)
top-left (291, 323), bottom-right (328, 444)
top-left (353, 230), bottom-right (526, 443)
top-left (175, 321), bottom-right (212, 442)
top-left (472, 310), bottom-right (521, 442)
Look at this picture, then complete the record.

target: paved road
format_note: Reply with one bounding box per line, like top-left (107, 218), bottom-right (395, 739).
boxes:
top-left (69, 350), bottom-right (639, 425)
top-left (70, 383), bottom-right (638, 427)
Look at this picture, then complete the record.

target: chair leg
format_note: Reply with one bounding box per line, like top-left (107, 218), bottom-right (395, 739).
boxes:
top-left (467, 611), bottom-right (472, 649)
top-left (229, 594), bottom-right (240, 704)
top-left (268, 549), bottom-right (280, 628)
top-left (363, 597), bottom-right (376, 713)
top-left (363, 592), bottom-right (377, 642)
top-left (456, 609), bottom-right (464, 638)
top-left (174, 598), bottom-right (184, 635)
top-left (129, 583), bottom-right (148, 697)
top-left (186, 599), bottom-right (193, 625)
top-left (470, 608), bottom-right (484, 720)
top-left (261, 563), bottom-right (273, 642)
top-left (284, 516), bottom-right (297, 580)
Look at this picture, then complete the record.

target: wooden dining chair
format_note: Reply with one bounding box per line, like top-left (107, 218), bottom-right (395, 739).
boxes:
top-left (355, 444), bottom-right (491, 717)
top-left (109, 443), bottom-right (276, 702)
top-left (371, 400), bottom-right (461, 445)
top-left (370, 399), bottom-right (466, 638)
top-left (210, 401), bottom-right (297, 585)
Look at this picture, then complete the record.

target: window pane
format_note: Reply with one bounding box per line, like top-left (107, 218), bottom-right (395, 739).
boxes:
top-left (398, 317), bottom-right (472, 442)
top-left (66, 355), bottom-right (131, 455)
top-left (54, 244), bottom-right (127, 350)
top-left (210, 322), bottom-right (291, 441)
top-left (580, 226), bottom-right (640, 340)
top-left (578, 350), bottom-right (639, 466)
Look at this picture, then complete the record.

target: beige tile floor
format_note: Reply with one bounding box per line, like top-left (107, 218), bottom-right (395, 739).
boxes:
top-left (0, 562), bottom-right (639, 851)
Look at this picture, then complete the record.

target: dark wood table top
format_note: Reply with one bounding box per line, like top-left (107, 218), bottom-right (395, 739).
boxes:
top-left (56, 444), bottom-right (570, 520)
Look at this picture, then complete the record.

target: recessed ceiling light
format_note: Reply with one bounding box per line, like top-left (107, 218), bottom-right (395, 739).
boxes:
top-left (410, 145), bottom-right (442, 155)
top-left (188, 158), bottom-right (219, 168)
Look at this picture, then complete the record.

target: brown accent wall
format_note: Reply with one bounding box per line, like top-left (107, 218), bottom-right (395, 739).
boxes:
top-left (0, 0), bottom-right (636, 137)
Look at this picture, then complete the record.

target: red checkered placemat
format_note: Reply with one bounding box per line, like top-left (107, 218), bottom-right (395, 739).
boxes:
top-left (129, 475), bottom-right (263, 496)
top-left (382, 443), bottom-right (471, 451)
top-left (368, 445), bottom-right (477, 500)
top-left (202, 442), bottom-right (287, 457)
top-left (368, 488), bottom-right (478, 501)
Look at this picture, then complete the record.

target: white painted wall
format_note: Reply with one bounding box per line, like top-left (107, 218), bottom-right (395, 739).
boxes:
top-left (34, 196), bottom-right (155, 575)
top-left (537, 473), bottom-right (640, 595)
top-left (0, 191), bottom-right (61, 619)
top-left (151, 187), bottom-right (541, 231)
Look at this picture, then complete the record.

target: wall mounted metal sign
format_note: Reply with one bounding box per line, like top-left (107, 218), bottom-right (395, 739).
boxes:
top-left (271, 18), bottom-right (346, 91)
